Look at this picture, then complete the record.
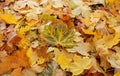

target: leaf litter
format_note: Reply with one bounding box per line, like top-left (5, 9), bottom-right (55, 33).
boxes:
top-left (0, 0), bottom-right (120, 76)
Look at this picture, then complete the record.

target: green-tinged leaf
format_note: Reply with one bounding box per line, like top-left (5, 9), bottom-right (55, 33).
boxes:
top-left (42, 14), bottom-right (56, 21)
top-left (43, 23), bottom-right (76, 48)
top-left (39, 64), bottom-right (53, 76)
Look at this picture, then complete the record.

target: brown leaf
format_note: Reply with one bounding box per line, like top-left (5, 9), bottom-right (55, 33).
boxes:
top-left (37, 45), bottom-right (54, 63)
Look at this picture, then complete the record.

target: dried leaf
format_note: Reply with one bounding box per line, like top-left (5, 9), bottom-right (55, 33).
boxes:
top-left (0, 13), bottom-right (17, 24)
top-left (107, 52), bottom-right (120, 69)
top-left (69, 55), bottom-right (91, 75)
top-left (17, 38), bottom-right (30, 49)
top-left (53, 69), bottom-right (66, 76)
top-left (22, 69), bottom-right (36, 76)
top-left (10, 68), bottom-right (22, 76)
top-left (26, 20), bottom-right (40, 26)
top-left (43, 23), bottom-right (76, 47)
top-left (26, 47), bottom-right (39, 65)
top-left (0, 50), bottom-right (29, 74)
top-left (55, 53), bottom-right (71, 70)
top-left (51, 0), bottom-right (64, 8)
top-left (104, 33), bottom-right (120, 48)
top-left (71, 0), bottom-right (91, 17)
top-left (67, 43), bottom-right (92, 56)
top-left (82, 28), bottom-right (96, 35)
top-left (42, 14), bottom-right (56, 21)
top-left (17, 25), bottom-right (30, 38)
top-left (31, 64), bottom-right (44, 73)
top-left (37, 57), bottom-right (45, 65)
top-left (114, 72), bottom-right (120, 76)
top-left (37, 45), bottom-right (53, 63)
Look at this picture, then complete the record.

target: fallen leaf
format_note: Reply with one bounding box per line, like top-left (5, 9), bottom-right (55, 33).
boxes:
top-left (69, 54), bottom-right (91, 75)
top-left (55, 53), bottom-right (71, 70)
top-left (26, 20), bottom-right (40, 26)
top-left (22, 69), bottom-right (36, 76)
top-left (0, 50), bottom-right (29, 74)
top-left (104, 33), bottom-right (120, 48)
top-left (43, 23), bottom-right (76, 47)
top-left (114, 72), bottom-right (120, 76)
top-left (10, 68), bottom-right (22, 76)
top-left (71, 0), bottom-right (91, 17)
top-left (53, 69), bottom-right (66, 76)
top-left (0, 13), bottom-right (17, 24)
top-left (17, 25), bottom-right (30, 38)
top-left (67, 42), bottom-right (92, 56)
top-left (37, 57), bottom-right (45, 65)
top-left (17, 38), bottom-right (30, 49)
top-left (26, 47), bottom-right (39, 65)
top-left (82, 28), bottom-right (96, 35)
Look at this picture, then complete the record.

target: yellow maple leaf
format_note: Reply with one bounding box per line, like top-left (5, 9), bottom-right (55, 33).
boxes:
top-left (114, 72), bottom-right (120, 76)
top-left (0, 13), bottom-right (17, 24)
top-left (56, 53), bottom-right (71, 70)
top-left (17, 25), bottom-right (30, 38)
top-left (26, 47), bottom-right (39, 65)
top-left (69, 54), bottom-right (91, 75)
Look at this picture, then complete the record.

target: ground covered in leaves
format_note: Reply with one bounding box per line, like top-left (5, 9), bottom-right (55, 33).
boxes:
top-left (0, 0), bottom-right (120, 76)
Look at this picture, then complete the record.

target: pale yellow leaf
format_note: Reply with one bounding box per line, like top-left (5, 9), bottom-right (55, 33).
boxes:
top-left (56, 53), bottom-right (71, 70)
top-left (69, 55), bottom-right (91, 75)
top-left (67, 43), bottom-right (92, 56)
top-left (55, 51), bottom-right (71, 70)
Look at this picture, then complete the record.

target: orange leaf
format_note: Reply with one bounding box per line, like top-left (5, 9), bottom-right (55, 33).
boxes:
top-left (10, 68), bottom-right (22, 76)
top-left (0, 50), bottom-right (29, 74)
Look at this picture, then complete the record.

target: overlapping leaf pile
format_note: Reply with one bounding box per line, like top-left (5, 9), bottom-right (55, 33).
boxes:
top-left (0, 0), bottom-right (120, 76)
